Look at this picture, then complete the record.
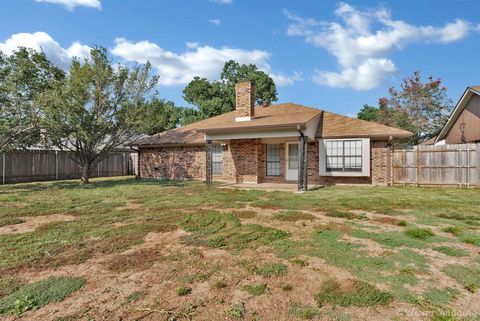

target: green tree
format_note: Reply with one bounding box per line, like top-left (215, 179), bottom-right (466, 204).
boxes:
top-left (0, 48), bottom-right (64, 153)
top-left (40, 47), bottom-right (158, 183)
top-left (182, 60), bottom-right (277, 123)
top-left (378, 71), bottom-right (453, 144)
top-left (357, 104), bottom-right (379, 122)
top-left (133, 98), bottom-right (182, 136)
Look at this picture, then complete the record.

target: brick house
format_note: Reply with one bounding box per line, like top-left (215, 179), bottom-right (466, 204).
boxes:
top-left (133, 81), bottom-right (412, 190)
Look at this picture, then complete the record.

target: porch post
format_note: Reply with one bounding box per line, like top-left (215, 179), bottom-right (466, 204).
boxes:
top-left (298, 132), bottom-right (307, 191)
top-left (206, 140), bottom-right (213, 187)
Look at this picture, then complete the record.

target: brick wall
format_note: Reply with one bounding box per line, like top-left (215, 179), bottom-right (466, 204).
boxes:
top-left (139, 139), bottom-right (392, 186)
top-left (139, 146), bottom-right (205, 180)
top-left (235, 81), bottom-right (255, 120)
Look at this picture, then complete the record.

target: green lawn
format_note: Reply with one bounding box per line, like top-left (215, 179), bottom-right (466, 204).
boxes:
top-left (0, 177), bottom-right (479, 320)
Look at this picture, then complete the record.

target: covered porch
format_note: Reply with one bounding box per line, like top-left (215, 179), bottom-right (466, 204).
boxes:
top-left (205, 132), bottom-right (311, 191)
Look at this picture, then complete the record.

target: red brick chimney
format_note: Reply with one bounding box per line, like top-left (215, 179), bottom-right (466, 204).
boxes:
top-left (235, 81), bottom-right (255, 122)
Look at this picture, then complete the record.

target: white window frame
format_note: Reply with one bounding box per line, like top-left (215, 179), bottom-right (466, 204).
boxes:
top-left (212, 144), bottom-right (224, 176)
top-left (319, 138), bottom-right (370, 177)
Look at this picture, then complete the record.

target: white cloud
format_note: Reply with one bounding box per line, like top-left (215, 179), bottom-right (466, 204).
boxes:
top-left (209, 19), bottom-right (222, 26)
top-left (285, 2), bottom-right (479, 90)
top-left (35, 0), bottom-right (101, 10)
top-left (209, 0), bottom-right (233, 4)
top-left (111, 38), bottom-right (275, 86)
top-left (271, 71), bottom-right (304, 86)
top-left (186, 41), bottom-right (200, 49)
top-left (313, 58), bottom-right (396, 90)
top-left (0, 31), bottom-right (90, 68)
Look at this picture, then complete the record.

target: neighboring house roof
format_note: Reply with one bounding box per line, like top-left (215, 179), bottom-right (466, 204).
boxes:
top-left (435, 86), bottom-right (480, 143)
top-left (132, 103), bottom-right (412, 146)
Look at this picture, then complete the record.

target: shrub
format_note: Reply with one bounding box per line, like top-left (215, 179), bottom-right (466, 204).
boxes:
top-left (404, 228), bottom-right (435, 240)
top-left (315, 279), bottom-right (393, 307)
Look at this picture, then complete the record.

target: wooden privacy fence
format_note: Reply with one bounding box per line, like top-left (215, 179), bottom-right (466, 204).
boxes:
top-left (0, 150), bottom-right (137, 184)
top-left (393, 143), bottom-right (480, 187)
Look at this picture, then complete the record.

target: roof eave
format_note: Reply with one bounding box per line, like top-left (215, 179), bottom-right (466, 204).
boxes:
top-left (436, 87), bottom-right (477, 142)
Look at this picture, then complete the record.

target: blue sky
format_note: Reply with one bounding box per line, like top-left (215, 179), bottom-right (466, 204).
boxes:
top-left (1, 0), bottom-right (480, 117)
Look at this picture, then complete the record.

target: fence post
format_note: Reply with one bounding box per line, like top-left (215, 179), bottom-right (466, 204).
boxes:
top-left (477, 143), bottom-right (480, 186)
top-left (415, 148), bottom-right (420, 186)
top-left (55, 150), bottom-right (59, 180)
top-left (123, 153), bottom-right (126, 176)
top-left (2, 154), bottom-right (5, 185)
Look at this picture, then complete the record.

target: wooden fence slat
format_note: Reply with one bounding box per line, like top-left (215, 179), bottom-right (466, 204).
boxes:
top-left (393, 143), bottom-right (477, 187)
top-left (1, 150), bottom-right (137, 184)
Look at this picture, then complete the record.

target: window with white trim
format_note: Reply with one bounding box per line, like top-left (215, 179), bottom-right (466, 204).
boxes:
top-left (266, 144), bottom-right (280, 176)
top-left (319, 138), bottom-right (370, 177)
top-left (212, 145), bottom-right (223, 175)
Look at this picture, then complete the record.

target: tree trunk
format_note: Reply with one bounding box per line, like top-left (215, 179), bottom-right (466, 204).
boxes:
top-left (81, 163), bottom-right (91, 184)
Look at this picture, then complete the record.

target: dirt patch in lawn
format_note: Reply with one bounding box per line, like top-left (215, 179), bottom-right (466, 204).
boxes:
top-left (0, 214), bottom-right (76, 236)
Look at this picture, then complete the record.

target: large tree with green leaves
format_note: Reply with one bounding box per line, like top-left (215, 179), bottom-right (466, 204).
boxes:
top-left (357, 104), bottom-right (380, 122)
top-left (378, 71), bottom-right (453, 144)
top-left (132, 98), bottom-right (182, 136)
top-left (40, 47), bottom-right (158, 183)
top-left (182, 60), bottom-right (277, 124)
top-left (0, 48), bottom-right (64, 153)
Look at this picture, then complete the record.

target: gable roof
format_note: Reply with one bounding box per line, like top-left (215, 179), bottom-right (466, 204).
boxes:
top-left (318, 111), bottom-right (412, 139)
top-left (436, 86), bottom-right (480, 142)
top-left (132, 103), bottom-right (412, 146)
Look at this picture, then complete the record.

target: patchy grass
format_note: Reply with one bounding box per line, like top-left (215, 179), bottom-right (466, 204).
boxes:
top-left (233, 210), bottom-right (256, 219)
top-left (1, 178), bottom-right (480, 319)
top-left (104, 247), bottom-right (163, 272)
top-left (315, 279), bottom-right (393, 307)
top-left (272, 210), bottom-right (315, 222)
top-left (417, 287), bottom-right (459, 306)
top-left (0, 277), bottom-right (22, 299)
top-left (0, 276), bottom-right (85, 315)
top-left (176, 286), bottom-right (192, 296)
top-left (433, 246), bottom-right (469, 257)
top-left (443, 264), bottom-right (480, 293)
top-left (125, 291), bottom-right (144, 303)
top-left (288, 303), bottom-right (321, 319)
top-left (243, 283), bottom-right (268, 296)
top-left (405, 228), bottom-right (435, 240)
top-left (289, 258), bottom-right (308, 267)
top-left (214, 279), bottom-right (227, 289)
top-left (224, 302), bottom-right (246, 319)
top-left (442, 226), bottom-right (463, 236)
top-left (0, 217), bottom-right (24, 227)
top-left (255, 263), bottom-right (288, 278)
top-left (459, 232), bottom-right (480, 246)
top-left (325, 210), bottom-right (355, 219)
top-left (180, 211), bottom-right (288, 250)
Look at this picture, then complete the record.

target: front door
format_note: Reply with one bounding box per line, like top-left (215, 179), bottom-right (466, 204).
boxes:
top-left (286, 143), bottom-right (299, 181)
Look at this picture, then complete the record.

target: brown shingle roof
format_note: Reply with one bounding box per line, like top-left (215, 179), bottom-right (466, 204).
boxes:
top-left (470, 86), bottom-right (480, 92)
top-left (318, 111), bottom-right (412, 139)
top-left (132, 103), bottom-right (412, 146)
